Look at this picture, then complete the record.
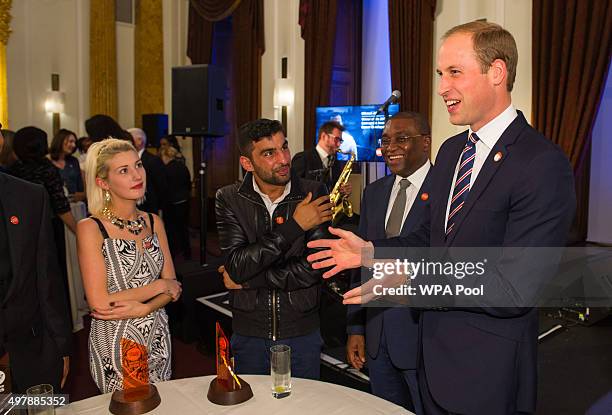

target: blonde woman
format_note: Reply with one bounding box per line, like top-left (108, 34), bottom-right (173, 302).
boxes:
top-left (77, 138), bottom-right (182, 393)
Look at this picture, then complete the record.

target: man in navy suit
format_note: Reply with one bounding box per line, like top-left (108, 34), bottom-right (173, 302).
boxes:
top-left (0, 127), bottom-right (71, 393)
top-left (346, 112), bottom-right (432, 414)
top-left (308, 21), bottom-right (576, 415)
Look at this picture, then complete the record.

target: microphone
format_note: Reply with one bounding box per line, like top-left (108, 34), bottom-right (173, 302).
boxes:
top-left (376, 90), bottom-right (401, 114)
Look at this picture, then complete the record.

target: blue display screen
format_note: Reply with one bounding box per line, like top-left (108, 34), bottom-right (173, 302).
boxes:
top-left (314, 104), bottom-right (400, 162)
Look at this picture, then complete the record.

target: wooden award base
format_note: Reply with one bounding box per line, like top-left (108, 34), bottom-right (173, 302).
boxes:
top-left (109, 384), bottom-right (161, 415)
top-left (207, 377), bottom-right (253, 405)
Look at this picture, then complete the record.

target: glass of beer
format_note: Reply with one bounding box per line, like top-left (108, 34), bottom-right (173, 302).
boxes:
top-left (270, 344), bottom-right (291, 398)
top-left (26, 383), bottom-right (54, 415)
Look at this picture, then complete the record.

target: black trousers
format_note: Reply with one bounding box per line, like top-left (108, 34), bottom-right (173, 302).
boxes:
top-left (164, 201), bottom-right (191, 259)
top-left (6, 328), bottom-right (63, 393)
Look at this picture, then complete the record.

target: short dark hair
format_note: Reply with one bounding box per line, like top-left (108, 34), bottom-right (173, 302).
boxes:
top-left (49, 128), bottom-right (77, 160)
top-left (238, 119), bottom-right (285, 157)
top-left (160, 135), bottom-right (181, 152)
top-left (387, 112), bottom-right (431, 135)
top-left (317, 121), bottom-right (344, 141)
top-left (76, 136), bottom-right (92, 152)
top-left (13, 126), bottom-right (49, 161)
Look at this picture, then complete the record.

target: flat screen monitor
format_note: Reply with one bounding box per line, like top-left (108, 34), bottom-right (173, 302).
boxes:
top-left (314, 104), bottom-right (400, 162)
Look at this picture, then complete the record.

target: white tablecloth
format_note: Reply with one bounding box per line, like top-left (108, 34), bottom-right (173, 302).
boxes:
top-left (65, 201), bottom-right (89, 332)
top-left (57, 375), bottom-right (412, 414)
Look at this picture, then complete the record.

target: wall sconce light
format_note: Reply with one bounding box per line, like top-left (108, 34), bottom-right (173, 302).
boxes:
top-left (274, 78), bottom-right (294, 107)
top-left (45, 91), bottom-right (65, 113)
top-left (274, 57), bottom-right (292, 127)
top-left (45, 74), bottom-right (64, 135)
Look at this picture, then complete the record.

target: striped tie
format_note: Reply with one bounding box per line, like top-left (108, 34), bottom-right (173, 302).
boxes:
top-left (446, 133), bottom-right (479, 236)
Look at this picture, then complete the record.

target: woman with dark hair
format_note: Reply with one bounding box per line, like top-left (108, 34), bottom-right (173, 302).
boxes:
top-left (0, 128), bottom-right (17, 169)
top-left (85, 114), bottom-right (133, 143)
top-left (49, 129), bottom-right (86, 202)
top-left (10, 126), bottom-right (77, 234)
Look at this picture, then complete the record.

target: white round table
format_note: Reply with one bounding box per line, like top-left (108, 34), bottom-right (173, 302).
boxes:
top-left (57, 375), bottom-right (412, 414)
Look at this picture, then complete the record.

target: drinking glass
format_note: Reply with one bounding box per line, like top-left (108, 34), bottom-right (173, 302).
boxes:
top-left (26, 383), bottom-right (54, 415)
top-left (270, 344), bottom-right (291, 398)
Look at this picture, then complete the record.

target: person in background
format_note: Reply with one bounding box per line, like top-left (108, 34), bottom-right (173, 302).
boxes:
top-left (85, 114), bottom-right (133, 143)
top-left (127, 128), bottom-right (168, 215)
top-left (77, 138), bottom-right (182, 393)
top-left (0, 125), bottom-right (72, 393)
top-left (292, 120), bottom-right (352, 197)
top-left (76, 136), bottom-right (93, 170)
top-left (159, 145), bottom-right (192, 260)
top-left (49, 128), bottom-right (86, 203)
top-left (0, 129), bottom-right (17, 171)
top-left (159, 135), bottom-right (186, 163)
top-left (10, 127), bottom-right (77, 236)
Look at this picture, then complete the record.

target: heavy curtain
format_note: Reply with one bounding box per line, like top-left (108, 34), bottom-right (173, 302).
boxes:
top-left (388, 0), bottom-right (437, 122)
top-left (0, 0), bottom-right (11, 128)
top-left (299, 0), bottom-right (338, 150)
top-left (90, 0), bottom-right (118, 119)
top-left (134, 0), bottom-right (164, 127)
top-left (532, 0), bottom-right (612, 241)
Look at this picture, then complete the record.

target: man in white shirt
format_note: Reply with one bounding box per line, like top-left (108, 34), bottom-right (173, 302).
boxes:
top-left (292, 121), bottom-right (352, 197)
top-left (308, 21), bottom-right (575, 415)
top-left (346, 112), bottom-right (432, 414)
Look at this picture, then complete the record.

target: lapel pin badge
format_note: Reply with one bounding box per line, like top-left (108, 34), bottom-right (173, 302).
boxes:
top-left (275, 216), bottom-right (285, 225)
top-left (420, 193), bottom-right (429, 201)
top-left (494, 152), bottom-right (503, 162)
top-left (9, 216), bottom-right (19, 225)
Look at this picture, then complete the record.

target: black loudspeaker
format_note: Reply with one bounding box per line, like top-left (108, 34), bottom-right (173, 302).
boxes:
top-left (142, 113), bottom-right (168, 148)
top-left (172, 64), bottom-right (225, 137)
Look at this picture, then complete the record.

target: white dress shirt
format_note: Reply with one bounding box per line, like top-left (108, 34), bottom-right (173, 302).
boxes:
top-left (444, 104), bottom-right (518, 228)
top-left (252, 177), bottom-right (291, 220)
top-left (384, 161), bottom-right (431, 229)
top-left (315, 144), bottom-right (333, 168)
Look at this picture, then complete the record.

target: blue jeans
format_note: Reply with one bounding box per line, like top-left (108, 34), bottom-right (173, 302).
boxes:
top-left (231, 329), bottom-right (323, 380)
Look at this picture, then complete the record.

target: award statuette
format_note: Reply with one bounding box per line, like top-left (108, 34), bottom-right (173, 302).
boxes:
top-left (109, 338), bottom-right (161, 415)
top-left (207, 322), bottom-right (253, 405)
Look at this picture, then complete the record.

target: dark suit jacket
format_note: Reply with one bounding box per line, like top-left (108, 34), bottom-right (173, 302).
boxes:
top-left (292, 147), bottom-right (342, 190)
top-left (0, 173), bottom-right (71, 392)
top-left (139, 150), bottom-right (168, 213)
top-left (347, 169), bottom-right (431, 370)
top-left (375, 111), bottom-right (576, 414)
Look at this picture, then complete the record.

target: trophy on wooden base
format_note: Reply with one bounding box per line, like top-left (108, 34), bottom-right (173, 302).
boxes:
top-left (109, 338), bottom-right (161, 415)
top-left (207, 322), bottom-right (253, 405)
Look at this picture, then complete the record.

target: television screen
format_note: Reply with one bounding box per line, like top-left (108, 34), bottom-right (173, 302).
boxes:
top-left (314, 104), bottom-right (400, 162)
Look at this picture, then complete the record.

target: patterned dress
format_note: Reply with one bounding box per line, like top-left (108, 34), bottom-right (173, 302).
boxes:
top-left (89, 215), bottom-right (171, 393)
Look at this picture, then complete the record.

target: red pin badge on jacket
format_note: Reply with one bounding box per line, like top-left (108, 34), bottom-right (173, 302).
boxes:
top-left (275, 216), bottom-right (284, 225)
top-left (420, 193), bottom-right (429, 201)
top-left (494, 152), bottom-right (503, 162)
top-left (10, 216), bottom-right (19, 225)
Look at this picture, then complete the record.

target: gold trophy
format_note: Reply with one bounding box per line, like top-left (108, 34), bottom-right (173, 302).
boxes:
top-left (109, 338), bottom-right (161, 415)
top-left (207, 322), bottom-right (253, 405)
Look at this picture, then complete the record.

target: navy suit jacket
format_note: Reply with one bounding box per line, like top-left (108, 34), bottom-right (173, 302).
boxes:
top-left (347, 168), bottom-right (432, 369)
top-left (375, 111), bottom-right (576, 414)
